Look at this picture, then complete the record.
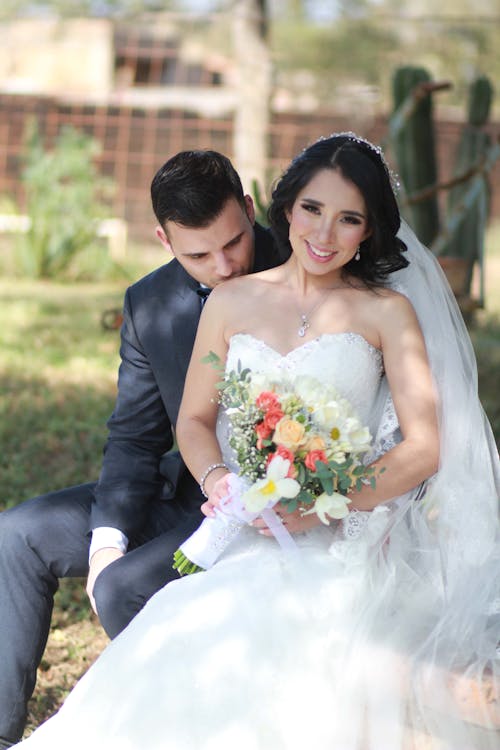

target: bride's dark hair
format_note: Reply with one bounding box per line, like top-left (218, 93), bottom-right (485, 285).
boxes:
top-left (268, 133), bottom-right (409, 285)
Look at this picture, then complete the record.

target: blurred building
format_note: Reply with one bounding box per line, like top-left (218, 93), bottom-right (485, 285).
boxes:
top-left (0, 15), bottom-right (498, 240)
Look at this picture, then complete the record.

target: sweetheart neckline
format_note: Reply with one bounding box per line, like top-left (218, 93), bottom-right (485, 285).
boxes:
top-left (229, 332), bottom-right (381, 360)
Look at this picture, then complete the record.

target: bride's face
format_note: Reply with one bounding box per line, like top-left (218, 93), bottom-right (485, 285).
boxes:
top-left (286, 168), bottom-right (371, 276)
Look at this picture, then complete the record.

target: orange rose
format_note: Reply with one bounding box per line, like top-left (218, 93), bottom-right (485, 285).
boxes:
top-left (255, 421), bottom-right (272, 450)
top-left (263, 406), bottom-right (285, 431)
top-left (305, 449), bottom-right (328, 472)
top-left (273, 417), bottom-right (306, 451)
top-left (256, 391), bottom-right (281, 411)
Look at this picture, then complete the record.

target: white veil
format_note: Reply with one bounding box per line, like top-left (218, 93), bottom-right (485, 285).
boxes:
top-left (353, 219), bottom-right (500, 747)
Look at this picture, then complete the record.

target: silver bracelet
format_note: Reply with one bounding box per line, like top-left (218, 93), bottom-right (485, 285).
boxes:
top-left (199, 462), bottom-right (228, 498)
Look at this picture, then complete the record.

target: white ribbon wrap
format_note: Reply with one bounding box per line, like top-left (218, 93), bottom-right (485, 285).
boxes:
top-left (178, 474), bottom-right (299, 570)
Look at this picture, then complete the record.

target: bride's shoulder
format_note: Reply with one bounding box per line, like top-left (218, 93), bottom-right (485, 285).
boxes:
top-left (365, 288), bottom-right (423, 347)
top-left (210, 273), bottom-right (274, 302)
top-left (367, 286), bottom-right (413, 311)
top-left (361, 286), bottom-right (418, 329)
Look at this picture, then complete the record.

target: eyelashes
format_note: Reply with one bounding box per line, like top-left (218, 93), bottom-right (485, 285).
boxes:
top-left (341, 215), bottom-right (363, 225)
top-left (300, 202), bottom-right (320, 215)
top-left (299, 203), bottom-right (363, 225)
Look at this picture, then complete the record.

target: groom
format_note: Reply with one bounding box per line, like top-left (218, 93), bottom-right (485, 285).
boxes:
top-left (0, 150), bottom-right (290, 748)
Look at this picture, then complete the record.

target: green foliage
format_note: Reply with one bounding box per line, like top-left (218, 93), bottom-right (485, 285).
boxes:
top-left (20, 123), bottom-right (114, 279)
top-left (251, 179), bottom-right (270, 227)
top-left (271, 17), bottom-right (397, 90)
top-left (1, 0), bottom-right (173, 21)
top-left (269, 4), bottom-right (500, 112)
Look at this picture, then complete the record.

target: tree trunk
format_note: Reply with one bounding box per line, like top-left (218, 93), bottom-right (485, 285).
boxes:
top-left (232, 0), bottom-right (272, 196)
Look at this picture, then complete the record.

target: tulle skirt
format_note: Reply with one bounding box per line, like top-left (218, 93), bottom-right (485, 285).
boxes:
top-left (17, 513), bottom-right (500, 750)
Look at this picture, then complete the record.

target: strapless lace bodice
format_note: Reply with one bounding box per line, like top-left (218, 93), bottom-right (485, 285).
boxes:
top-left (218, 332), bottom-right (386, 481)
top-left (225, 332), bottom-right (384, 425)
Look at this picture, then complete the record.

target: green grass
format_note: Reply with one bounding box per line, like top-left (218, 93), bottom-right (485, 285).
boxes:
top-left (0, 280), bottom-right (124, 506)
top-left (0, 278), bottom-right (132, 622)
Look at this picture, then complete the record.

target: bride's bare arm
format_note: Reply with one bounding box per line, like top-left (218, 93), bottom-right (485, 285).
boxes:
top-left (348, 293), bottom-right (440, 511)
top-left (176, 288), bottom-right (232, 500)
top-left (177, 282), bottom-right (321, 532)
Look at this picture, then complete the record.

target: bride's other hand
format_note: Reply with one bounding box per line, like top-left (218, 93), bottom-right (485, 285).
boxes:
top-left (253, 503), bottom-right (322, 536)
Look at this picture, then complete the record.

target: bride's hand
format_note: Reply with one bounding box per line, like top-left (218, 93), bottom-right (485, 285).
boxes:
top-left (252, 503), bottom-right (322, 536)
top-left (200, 472), bottom-right (231, 518)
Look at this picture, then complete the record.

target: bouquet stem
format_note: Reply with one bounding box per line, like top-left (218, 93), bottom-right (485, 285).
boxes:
top-left (173, 549), bottom-right (204, 576)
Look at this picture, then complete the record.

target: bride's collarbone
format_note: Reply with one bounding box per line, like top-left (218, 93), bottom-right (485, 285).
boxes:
top-left (234, 289), bottom-right (381, 350)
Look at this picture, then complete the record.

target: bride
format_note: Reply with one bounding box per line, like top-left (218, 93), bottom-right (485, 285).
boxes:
top-left (15, 134), bottom-right (499, 749)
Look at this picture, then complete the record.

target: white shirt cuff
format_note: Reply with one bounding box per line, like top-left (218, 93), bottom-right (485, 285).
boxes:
top-left (89, 527), bottom-right (128, 563)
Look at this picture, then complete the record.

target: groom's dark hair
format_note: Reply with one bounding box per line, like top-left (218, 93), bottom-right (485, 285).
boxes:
top-left (151, 150), bottom-right (246, 232)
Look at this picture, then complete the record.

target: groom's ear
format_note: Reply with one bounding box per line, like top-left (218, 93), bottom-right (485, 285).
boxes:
top-left (244, 194), bottom-right (256, 225)
top-left (156, 225), bottom-right (174, 255)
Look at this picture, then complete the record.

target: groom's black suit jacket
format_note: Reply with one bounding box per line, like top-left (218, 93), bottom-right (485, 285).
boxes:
top-left (91, 223), bottom-right (283, 540)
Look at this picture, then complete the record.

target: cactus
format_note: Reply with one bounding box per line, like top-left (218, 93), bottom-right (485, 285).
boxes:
top-left (444, 76), bottom-right (494, 296)
top-left (467, 75), bottom-right (493, 126)
top-left (391, 66), bottom-right (440, 245)
top-left (251, 178), bottom-right (269, 227)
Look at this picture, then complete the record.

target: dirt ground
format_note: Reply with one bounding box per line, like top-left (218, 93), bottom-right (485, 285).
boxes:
top-left (25, 616), bottom-right (108, 737)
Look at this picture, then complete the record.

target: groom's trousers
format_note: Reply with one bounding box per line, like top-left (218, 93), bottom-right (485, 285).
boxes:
top-left (0, 482), bottom-right (203, 745)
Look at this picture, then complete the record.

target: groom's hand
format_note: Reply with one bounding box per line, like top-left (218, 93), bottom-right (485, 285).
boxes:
top-left (86, 548), bottom-right (125, 614)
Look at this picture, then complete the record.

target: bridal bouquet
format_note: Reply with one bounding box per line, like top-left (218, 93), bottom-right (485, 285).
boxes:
top-left (173, 353), bottom-right (380, 575)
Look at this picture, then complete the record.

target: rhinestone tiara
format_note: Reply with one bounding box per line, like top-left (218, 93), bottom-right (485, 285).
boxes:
top-left (302, 131), bottom-right (401, 192)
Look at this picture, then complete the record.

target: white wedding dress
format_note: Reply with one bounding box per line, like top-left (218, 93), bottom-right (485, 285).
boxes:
top-left (16, 333), bottom-right (500, 750)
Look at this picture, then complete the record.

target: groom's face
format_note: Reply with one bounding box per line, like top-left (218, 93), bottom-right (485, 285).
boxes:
top-left (156, 195), bottom-right (256, 289)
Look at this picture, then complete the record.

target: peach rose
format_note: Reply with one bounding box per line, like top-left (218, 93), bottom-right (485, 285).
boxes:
top-left (273, 417), bottom-right (307, 451)
top-left (305, 434), bottom-right (326, 452)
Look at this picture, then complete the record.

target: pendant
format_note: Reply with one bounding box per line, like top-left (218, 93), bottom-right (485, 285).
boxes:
top-left (298, 315), bottom-right (309, 337)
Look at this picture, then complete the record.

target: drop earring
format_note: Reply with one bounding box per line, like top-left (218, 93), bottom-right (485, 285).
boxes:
top-left (355, 246), bottom-right (361, 261)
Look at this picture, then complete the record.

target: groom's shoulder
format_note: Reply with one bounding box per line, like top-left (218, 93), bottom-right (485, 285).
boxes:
top-left (128, 257), bottom-right (189, 300)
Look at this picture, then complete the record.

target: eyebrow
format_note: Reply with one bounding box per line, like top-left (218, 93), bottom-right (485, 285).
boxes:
top-left (180, 231), bottom-right (245, 257)
top-left (222, 230), bottom-right (245, 248)
top-left (300, 198), bottom-right (366, 219)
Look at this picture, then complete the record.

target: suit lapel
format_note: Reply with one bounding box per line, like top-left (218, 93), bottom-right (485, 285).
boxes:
top-left (170, 267), bottom-right (202, 377)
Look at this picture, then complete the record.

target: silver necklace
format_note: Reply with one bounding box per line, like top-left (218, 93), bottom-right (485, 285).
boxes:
top-left (297, 287), bottom-right (334, 337)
